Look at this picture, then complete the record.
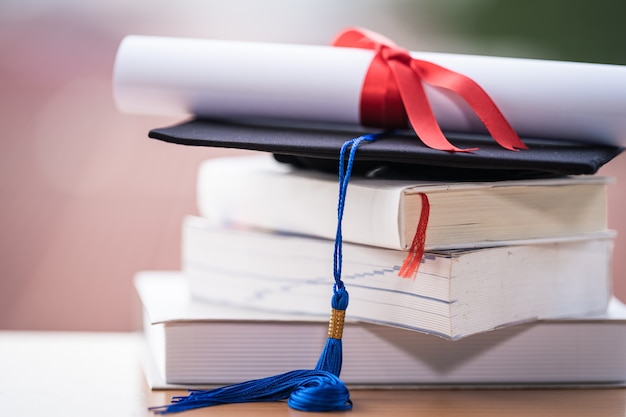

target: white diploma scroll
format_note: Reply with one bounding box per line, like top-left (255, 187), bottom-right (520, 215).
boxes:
top-left (114, 35), bottom-right (626, 147)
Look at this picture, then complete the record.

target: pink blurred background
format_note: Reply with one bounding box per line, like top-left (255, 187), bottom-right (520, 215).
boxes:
top-left (1, 1), bottom-right (624, 331)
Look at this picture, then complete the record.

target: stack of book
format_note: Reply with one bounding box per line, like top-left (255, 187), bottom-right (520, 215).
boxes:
top-left (113, 32), bottom-right (626, 390)
top-left (136, 154), bottom-right (626, 389)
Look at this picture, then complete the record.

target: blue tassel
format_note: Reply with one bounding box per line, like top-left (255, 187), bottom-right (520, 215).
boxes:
top-left (314, 285), bottom-right (349, 375)
top-left (149, 370), bottom-right (352, 414)
top-left (312, 133), bottom-right (378, 379)
top-left (151, 133), bottom-right (380, 414)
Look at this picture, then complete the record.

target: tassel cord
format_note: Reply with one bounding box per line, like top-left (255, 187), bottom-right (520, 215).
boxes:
top-left (315, 133), bottom-right (380, 377)
top-left (152, 133), bottom-right (380, 414)
top-left (333, 134), bottom-right (380, 288)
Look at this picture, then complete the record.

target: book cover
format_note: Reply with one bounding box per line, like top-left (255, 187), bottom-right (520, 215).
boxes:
top-left (136, 271), bottom-right (626, 388)
top-left (194, 155), bottom-right (610, 251)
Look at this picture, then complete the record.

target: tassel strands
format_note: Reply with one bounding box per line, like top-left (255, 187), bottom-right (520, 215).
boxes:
top-left (151, 133), bottom-right (381, 414)
top-left (149, 370), bottom-right (352, 414)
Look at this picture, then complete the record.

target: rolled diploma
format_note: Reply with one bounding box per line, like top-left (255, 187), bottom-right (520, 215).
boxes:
top-left (114, 35), bottom-right (626, 147)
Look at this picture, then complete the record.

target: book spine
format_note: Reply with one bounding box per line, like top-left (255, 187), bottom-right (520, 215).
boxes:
top-left (196, 158), bottom-right (406, 250)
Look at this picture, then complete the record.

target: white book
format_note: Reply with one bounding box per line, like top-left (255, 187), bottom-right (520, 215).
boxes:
top-left (196, 155), bottom-right (610, 251)
top-left (182, 215), bottom-right (614, 340)
top-left (136, 271), bottom-right (626, 388)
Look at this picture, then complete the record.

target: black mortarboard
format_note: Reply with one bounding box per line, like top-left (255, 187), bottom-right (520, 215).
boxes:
top-left (149, 117), bottom-right (622, 181)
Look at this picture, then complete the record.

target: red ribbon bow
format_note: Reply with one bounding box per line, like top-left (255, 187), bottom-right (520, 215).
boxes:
top-left (332, 27), bottom-right (528, 152)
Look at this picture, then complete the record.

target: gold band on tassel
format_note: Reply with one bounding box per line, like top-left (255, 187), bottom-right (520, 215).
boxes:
top-left (327, 308), bottom-right (346, 340)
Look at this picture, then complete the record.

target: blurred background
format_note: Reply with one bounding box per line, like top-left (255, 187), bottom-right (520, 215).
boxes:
top-left (1, 0), bottom-right (625, 331)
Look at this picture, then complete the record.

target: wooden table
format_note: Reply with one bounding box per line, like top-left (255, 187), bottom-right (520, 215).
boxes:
top-left (1, 331), bottom-right (625, 417)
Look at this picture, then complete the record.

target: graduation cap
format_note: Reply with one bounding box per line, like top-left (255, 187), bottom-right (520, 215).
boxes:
top-left (149, 117), bottom-right (621, 181)
top-left (139, 26), bottom-right (622, 181)
top-left (126, 28), bottom-right (623, 414)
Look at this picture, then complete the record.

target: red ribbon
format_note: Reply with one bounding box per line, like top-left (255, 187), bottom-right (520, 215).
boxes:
top-left (398, 193), bottom-right (430, 278)
top-left (331, 27), bottom-right (528, 152)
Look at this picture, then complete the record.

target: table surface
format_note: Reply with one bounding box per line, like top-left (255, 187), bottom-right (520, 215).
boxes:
top-left (1, 331), bottom-right (625, 417)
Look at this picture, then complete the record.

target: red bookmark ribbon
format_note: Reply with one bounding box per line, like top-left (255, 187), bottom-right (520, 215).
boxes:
top-left (331, 27), bottom-right (528, 152)
top-left (398, 193), bottom-right (430, 278)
